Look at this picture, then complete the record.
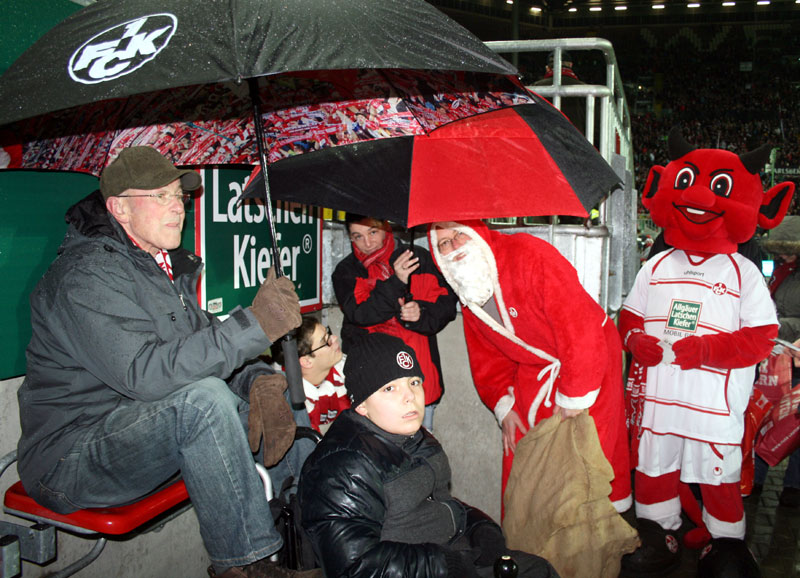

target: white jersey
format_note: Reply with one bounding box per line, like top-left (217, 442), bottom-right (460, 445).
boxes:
top-left (623, 249), bottom-right (777, 444)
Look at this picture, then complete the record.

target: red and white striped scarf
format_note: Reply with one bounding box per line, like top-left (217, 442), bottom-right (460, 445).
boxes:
top-left (127, 236), bottom-right (174, 281)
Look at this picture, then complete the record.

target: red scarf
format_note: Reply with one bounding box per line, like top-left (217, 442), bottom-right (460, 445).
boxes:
top-left (353, 231), bottom-right (395, 281)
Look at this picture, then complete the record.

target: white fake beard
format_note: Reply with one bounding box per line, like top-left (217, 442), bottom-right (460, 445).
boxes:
top-left (442, 241), bottom-right (495, 307)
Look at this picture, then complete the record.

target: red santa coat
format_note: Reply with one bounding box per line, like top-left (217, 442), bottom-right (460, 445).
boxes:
top-left (429, 221), bottom-right (631, 508)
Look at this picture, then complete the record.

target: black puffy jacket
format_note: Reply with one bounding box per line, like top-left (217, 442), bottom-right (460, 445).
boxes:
top-left (298, 410), bottom-right (500, 578)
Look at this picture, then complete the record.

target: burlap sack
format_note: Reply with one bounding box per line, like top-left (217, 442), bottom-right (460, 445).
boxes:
top-left (503, 412), bottom-right (639, 578)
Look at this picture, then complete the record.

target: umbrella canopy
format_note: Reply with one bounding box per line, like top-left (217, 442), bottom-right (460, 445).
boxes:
top-left (1, 68), bottom-right (532, 173)
top-left (248, 98), bottom-right (621, 227)
top-left (1, 66), bottom-right (620, 226)
top-left (0, 0), bottom-right (515, 126)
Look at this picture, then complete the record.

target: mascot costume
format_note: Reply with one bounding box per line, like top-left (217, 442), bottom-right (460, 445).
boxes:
top-left (619, 127), bottom-right (795, 577)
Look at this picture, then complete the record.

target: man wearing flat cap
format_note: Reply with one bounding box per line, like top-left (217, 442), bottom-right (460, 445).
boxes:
top-left (17, 147), bottom-right (319, 578)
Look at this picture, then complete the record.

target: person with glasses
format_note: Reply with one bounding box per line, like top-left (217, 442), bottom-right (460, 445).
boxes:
top-left (332, 213), bottom-right (458, 432)
top-left (427, 220), bottom-right (632, 518)
top-left (273, 316), bottom-right (349, 434)
top-left (16, 146), bottom-right (320, 578)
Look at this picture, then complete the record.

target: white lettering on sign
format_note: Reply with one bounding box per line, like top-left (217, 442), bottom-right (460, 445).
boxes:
top-left (213, 178), bottom-right (267, 224)
top-left (233, 233), bottom-right (301, 288)
top-left (69, 14), bottom-right (176, 84)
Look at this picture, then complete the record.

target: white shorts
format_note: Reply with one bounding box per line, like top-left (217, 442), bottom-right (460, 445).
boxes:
top-left (636, 430), bottom-right (742, 485)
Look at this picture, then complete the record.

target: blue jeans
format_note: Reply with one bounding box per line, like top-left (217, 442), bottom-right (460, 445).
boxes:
top-left (423, 402), bottom-right (437, 433)
top-left (31, 377), bottom-right (309, 568)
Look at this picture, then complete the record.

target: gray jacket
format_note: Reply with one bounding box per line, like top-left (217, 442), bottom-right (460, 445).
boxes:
top-left (17, 191), bottom-right (271, 489)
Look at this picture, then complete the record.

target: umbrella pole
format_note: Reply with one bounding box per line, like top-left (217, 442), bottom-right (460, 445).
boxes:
top-left (248, 79), bottom-right (306, 410)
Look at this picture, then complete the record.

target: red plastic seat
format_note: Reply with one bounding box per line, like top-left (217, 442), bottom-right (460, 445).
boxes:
top-left (4, 479), bottom-right (189, 535)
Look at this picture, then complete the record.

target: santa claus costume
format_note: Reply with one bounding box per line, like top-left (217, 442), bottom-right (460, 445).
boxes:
top-left (428, 220), bottom-right (632, 513)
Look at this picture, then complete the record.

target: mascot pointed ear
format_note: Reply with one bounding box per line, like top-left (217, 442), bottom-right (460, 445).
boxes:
top-left (759, 181), bottom-right (796, 230)
top-left (642, 165), bottom-right (664, 210)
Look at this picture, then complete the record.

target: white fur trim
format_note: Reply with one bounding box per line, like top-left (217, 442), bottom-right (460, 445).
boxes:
top-left (635, 497), bottom-right (682, 531)
top-left (493, 390), bottom-right (516, 426)
top-left (612, 495), bottom-right (633, 513)
top-left (554, 387), bottom-right (600, 410)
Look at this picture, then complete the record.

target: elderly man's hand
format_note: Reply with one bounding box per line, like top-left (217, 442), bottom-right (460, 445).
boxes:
top-left (248, 373), bottom-right (296, 467)
top-left (249, 267), bottom-right (302, 343)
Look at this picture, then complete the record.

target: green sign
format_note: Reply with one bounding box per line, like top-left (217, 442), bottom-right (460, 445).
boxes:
top-left (195, 167), bottom-right (321, 315)
top-left (666, 299), bottom-right (701, 333)
top-left (0, 171), bottom-right (98, 378)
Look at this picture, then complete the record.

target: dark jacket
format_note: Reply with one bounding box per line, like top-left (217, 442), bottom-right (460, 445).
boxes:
top-left (331, 240), bottom-right (457, 404)
top-left (17, 191), bottom-right (272, 489)
top-left (298, 410), bottom-right (502, 578)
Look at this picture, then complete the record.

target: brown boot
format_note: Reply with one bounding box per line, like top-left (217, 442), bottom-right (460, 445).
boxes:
top-left (208, 558), bottom-right (322, 578)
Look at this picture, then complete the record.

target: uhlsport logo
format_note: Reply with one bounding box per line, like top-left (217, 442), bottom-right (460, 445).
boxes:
top-left (68, 14), bottom-right (177, 84)
top-left (396, 351), bottom-right (414, 370)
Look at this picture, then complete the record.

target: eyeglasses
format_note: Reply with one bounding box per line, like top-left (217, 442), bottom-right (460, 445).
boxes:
top-left (437, 231), bottom-right (467, 254)
top-left (306, 326), bottom-right (334, 355)
top-left (117, 192), bottom-right (193, 206)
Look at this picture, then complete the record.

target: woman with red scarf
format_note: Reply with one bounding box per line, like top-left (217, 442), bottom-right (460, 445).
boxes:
top-left (332, 214), bottom-right (458, 430)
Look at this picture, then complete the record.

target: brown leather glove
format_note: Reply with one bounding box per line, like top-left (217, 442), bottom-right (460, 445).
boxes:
top-left (248, 373), bottom-right (297, 467)
top-left (249, 267), bottom-right (302, 343)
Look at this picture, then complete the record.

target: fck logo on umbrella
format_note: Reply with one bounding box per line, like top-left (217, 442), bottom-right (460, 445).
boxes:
top-left (68, 14), bottom-right (176, 84)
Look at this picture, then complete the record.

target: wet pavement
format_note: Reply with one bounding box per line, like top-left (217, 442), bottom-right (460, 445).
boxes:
top-left (637, 459), bottom-right (800, 577)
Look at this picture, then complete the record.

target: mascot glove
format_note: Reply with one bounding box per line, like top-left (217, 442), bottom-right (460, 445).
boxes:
top-left (248, 373), bottom-right (297, 467)
top-left (627, 331), bottom-right (663, 366)
top-left (249, 267), bottom-right (302, 343)
top-left (672, 335), bottom-right (707, 370)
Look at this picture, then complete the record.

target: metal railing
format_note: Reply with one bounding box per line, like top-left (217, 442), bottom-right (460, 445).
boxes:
top-left (484, 38), bottom-right (638, 314)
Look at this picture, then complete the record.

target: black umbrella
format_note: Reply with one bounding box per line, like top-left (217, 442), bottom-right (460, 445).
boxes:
top-left (0, 0), bottom-right (517, 408)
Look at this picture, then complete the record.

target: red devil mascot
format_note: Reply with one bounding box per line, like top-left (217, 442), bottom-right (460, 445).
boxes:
top-left (619, 127), bottom-right (795, 577)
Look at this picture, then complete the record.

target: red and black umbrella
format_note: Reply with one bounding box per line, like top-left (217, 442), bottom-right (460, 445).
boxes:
top-left (245, 89), bottom-right (619, 227)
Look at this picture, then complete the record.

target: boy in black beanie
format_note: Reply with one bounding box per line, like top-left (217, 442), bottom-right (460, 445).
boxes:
top-left (298, 333), bottom-right (558, 578)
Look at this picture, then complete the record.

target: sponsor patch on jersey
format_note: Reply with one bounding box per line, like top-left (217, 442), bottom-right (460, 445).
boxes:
top-left (666, 299), bottom-right (702, 333)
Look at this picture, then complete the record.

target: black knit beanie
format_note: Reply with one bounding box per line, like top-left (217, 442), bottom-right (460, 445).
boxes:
top-left (344, 333), bottom-right (425, 407)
